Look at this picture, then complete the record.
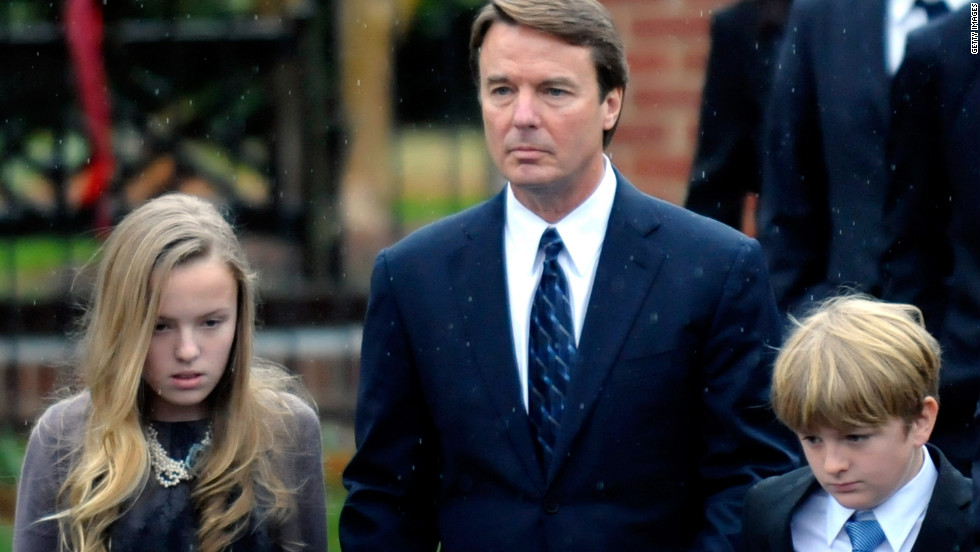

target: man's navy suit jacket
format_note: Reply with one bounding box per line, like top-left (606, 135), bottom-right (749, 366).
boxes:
top-left (760, 0), bottom-right (893, 317)
top-left (686, 0), bottom-right (786, 230)
top-left (742, 445), bottom-right (977, 552)
top-left (340, 171), bottom-right (798, 551)
top-left (884, 3), bottom-right (980, 476)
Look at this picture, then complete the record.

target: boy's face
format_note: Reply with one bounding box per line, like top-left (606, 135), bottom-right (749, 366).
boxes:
top-left (797, 399), bottom-right (937, 511)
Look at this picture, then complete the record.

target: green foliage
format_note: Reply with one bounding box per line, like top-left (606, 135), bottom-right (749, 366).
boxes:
top-left (0, 236), bottom-right (100, 300)
top-left (412, 0), bottom-right (484, 37)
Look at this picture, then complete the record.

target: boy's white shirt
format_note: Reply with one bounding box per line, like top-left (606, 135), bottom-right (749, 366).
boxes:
top-left (790, 445), bottom-right (938, 552)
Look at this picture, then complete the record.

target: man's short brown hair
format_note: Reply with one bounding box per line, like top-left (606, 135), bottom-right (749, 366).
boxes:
top-left (469, 0), bottom-right (629, 147)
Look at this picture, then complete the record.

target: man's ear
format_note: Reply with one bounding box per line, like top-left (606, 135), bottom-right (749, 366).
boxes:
top-left (602, 87), bottom-right (623, 131)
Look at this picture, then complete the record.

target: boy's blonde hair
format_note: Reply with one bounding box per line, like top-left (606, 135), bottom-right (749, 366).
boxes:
top-left (771, 295), bottom-right (941, 434)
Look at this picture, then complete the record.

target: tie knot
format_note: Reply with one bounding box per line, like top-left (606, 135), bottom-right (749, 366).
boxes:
top-left (539, 228), bottom-right (565, 261)
top-left (845, 517), bottom-right (886, 552)
top-left (914, 0), bottom-right (949, 19)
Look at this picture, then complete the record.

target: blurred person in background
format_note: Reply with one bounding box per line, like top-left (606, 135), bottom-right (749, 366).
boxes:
top-left (757, 0), bottom-right (965, 318)
top-left (882, 1), bottom-right (979, 481)
top-left (686, 0), bottom-right (792, 235)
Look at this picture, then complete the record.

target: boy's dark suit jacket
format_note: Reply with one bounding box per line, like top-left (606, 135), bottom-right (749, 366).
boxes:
top-left (742, 444), bottom-right (977, 552)
top-left (340, 171), bottom-right (798, 551)
top-left (760, 0), bottom-right (893, 316)
top-left (883, 4), bottom-right (980, 476)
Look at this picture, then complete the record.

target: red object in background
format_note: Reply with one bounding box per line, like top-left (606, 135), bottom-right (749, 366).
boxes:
top-left (64, 0), bottom-right (114, 227)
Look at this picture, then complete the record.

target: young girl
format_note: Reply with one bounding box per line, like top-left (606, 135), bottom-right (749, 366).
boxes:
top-left (13, 194), bottom-right (327, 551)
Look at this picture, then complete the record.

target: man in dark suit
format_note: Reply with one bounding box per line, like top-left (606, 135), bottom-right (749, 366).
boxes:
top-left (882, 0), bottom-right (980, 486)
top-left (339, 0), bottom-right (798, 550)
top-left (686, 0), bottom-right (791, 234)
top-left (758, 0), bottom-right (964, 319)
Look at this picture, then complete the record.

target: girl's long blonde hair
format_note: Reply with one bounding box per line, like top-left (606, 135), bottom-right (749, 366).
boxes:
top-left (54, 193), bottom-right (304, 552)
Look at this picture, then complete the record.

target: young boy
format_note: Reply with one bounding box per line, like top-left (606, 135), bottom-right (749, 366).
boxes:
top-left (742, 295), bottom-right (977, 552)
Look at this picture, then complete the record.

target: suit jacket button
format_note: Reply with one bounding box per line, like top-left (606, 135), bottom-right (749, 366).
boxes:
top-left (544, 502), bottom-right (560, 514)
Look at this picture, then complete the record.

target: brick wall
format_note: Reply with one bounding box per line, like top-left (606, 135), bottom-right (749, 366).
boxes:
top-left (606, 0), bottom-right (731, 205)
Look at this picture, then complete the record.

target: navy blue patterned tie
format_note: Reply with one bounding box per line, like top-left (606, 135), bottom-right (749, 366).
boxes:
top-left (914, 0), bottom-right (949, 19)
top-left (845, 515), bottom-right (886, 552)
top-left (528, 228), bottom-right (576, 470)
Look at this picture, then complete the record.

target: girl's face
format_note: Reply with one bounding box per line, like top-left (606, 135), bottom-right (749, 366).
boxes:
top-left (143, 256), bottom-right (238, 421)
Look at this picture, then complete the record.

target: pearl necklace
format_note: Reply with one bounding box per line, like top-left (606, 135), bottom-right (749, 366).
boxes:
top-left (145, 424), bottom-right (212, 488)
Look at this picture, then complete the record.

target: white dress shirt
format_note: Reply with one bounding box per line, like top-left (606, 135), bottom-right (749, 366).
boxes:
top-left (790, 446), bottom-right (939, 552)
top-left (504, 155), bottom-right (617, 410)
top-left (886, 0), bottom-right (968, 74)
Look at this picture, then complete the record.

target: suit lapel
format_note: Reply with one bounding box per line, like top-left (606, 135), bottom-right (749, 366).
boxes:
top-left (863, 0), bottom-right (891, 125)
top-left (838, 0), bottom-right (890, 127)
top-left (910, 446), bottom-right (974, 552)
top-left (773, 470), bottom-right (821, 552)
top-left (450, 192), bottom-right (545, 489)
top-left (547, 175), bottom-right (665, 481)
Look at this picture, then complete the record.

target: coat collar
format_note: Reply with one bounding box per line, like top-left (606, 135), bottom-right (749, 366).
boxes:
top-left (911, 444), bottom-right (975, 552)
top-left (547, 173), bottom-right (665, 481)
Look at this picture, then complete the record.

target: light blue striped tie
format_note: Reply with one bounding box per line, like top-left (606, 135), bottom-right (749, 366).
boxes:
top-left (845, 515), bottom-right (886, 552)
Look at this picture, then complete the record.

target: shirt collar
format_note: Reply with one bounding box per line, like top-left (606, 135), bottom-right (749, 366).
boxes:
top-left (891, 0), bottom-right (968, 23)
top-left (825, 445), bottom-right (938, 549)
top-left (505, 155), bottom-right (616, 278)
top-left (889, 0), bottom-right (920, 24)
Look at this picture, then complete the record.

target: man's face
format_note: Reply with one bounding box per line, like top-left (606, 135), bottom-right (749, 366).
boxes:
top-left (798, 405), bottom-right (934, 510)
top-left (478, 22), bottom-right (622, 214)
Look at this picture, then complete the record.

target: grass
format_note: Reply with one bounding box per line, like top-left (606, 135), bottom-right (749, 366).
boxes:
top-left (0, 431), bottom-right (18, 552)
top-left (0, 524), bottom-right (11, 552)
top-left (327, 481), bottom-right (347, 552)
